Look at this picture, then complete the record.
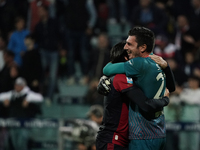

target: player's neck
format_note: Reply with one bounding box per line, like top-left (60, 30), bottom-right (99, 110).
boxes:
top-left (140, 52), bottom-right (151, 58)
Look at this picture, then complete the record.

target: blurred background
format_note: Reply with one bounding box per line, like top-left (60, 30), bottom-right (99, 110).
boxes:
top-left (0, 0), bottom-right (200, 149)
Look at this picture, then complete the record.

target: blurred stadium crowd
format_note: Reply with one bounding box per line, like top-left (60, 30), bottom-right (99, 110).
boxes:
top-left (0, 0), bottom-right (200, 149)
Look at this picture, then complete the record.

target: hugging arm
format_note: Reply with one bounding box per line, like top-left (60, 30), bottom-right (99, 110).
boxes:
top-left (103, 62), bottom-right (125, 76)
top-left (123, 84), bottom-right (169, 112)
top-left (150, 54), bottom-right (176, 92)
top-left (163, 65), bottom-right (176, 92)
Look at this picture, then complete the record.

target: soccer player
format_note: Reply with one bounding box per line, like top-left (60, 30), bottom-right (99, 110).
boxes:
top-left (102, 27), bottom-right (175, 150)
top-left (96, 41), bottom-right (172, 150)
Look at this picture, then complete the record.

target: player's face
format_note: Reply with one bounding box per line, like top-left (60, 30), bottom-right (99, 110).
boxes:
top-left (124, 36), bottom-right (140, 59)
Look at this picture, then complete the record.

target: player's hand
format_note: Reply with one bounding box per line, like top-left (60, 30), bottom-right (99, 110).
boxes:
top-left (164, 88), bottom-right (169, 98)
top-left (149, 54), bottom-right (167, 69)
top-left (97, 76), bottom-right (111, 96)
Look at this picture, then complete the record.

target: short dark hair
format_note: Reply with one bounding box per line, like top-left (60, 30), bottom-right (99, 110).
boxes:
top-left (128, 26), bottom-right (155, 53)
top-left (110, 41), bottom-right (128, 63)
top-left (15, 16), bottom-right (25, 24)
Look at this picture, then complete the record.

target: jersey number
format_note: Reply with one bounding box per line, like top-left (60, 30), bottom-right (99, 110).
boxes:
top-left (154, 73), bottom-right (165, 99)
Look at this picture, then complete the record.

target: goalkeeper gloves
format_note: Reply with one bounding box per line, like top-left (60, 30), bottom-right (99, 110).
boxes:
top-left (97, 76), bottom-right (111, 96)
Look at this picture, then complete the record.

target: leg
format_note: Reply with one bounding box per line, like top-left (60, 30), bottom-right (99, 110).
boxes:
top-left (40, 49), bottom-right (48, 74)
top-left (179, 131), bottom-right (188, 150)
top-left (79, 32), bottom-right (90, 76)
top-left (66, 30), bottom-right (76, 77)
top-left (79, 32), bottom-right (90, 85)
top-left (47, 51), bottom-right (58, 99)
top-left (9, 128), bottom-right (18, 150)
top-left (188, 131), bottom-right (199, 150)
top-left (16, 129), bottom-right (29, 150)
top-left (40, 49), bottom-right (49, 95)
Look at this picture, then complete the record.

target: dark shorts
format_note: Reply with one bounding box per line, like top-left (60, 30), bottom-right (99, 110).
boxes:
top-left (96, 140), bottom-right (128, 150)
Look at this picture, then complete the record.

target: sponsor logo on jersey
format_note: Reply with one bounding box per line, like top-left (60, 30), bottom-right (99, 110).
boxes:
top-left (115, 135), bottom-right (118, 140)
top-left (126, 77), bottom-right (133, 84)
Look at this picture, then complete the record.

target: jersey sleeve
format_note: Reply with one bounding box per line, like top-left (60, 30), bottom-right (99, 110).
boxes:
top-left (163, 65), bottom-right (176, 92)
top-left (103, 62), bottom-right (125, 76)
top-left (124, 57), bottom-right (143, 77)
top-left (113, 74), bottom-right (133, 92)
top-left (103, 57), bottom-right (144, 77)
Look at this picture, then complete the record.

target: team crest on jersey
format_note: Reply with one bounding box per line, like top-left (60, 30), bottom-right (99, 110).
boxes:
top-left (126, 77), bottom-right (133, 84)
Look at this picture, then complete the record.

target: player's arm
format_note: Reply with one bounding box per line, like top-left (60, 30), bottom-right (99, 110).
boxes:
top-left (103, 62), bottom-right (125, 76)
top-left (163, 65), bottom-right (176, 92)
top-left (123, 85), bottom-right (169, 112)
top-left (103, 58), bottom-right (142, 77)
top-left (149, 54), bottom-right (176, 92)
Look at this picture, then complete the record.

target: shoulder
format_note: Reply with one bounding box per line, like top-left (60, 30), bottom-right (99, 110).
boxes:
top-left (25, 30), bottom-right (30, 34)
top-left (113, 74), bottom-right (133, 92)
top-left (10, 31), bottom-right (16, 37)
top-left (129, 57), bottom-right (145, 63)
top-left (23, 30), bottom-right (29, 35)
top-left (113, 74), bottom-right (127, 82)
top-left (126, 57), bottom-right (146, 68)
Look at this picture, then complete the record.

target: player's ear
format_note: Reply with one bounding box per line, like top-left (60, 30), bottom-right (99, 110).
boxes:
top-left (139, 44), bottom-right (147, 53)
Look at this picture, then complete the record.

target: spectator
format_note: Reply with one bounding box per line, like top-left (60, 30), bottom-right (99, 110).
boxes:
top-left (0, 35), bottom-right (6, 71)
top-left (27, 0), bottom-right (57, 32)
top-left (130, 0), bottom-right (168, 35)
top-left (85, 78), bottom-right (104, 106)
top-left (77, 142), bottom-right (87, 150)
top-left (87, 104), bottom-right (103, 125)
top-left (93, 0), bottom-right (109, 32)
top-left (0, 0), bottom-right (17, 39)
top-left (21, 34), bottom-right (42, 93)
top-left (165, 0), bottom-right (192, 19)
top-left (174, 15), bottom-right (200, 58)
top-left (0, 77), bottom-right (43, 150)
top-left (90, 32), bottom-right (110, 79)
top-left (63, 0), bottom-right (97, 85)
top-left (107, 0), bottom-right (128, 23)
top-left (181, 52), bottom-right (200, 79)
top-left (14, 0), bottom-right (29, 21)
top-left (7, 16), bottom-right (30, 66)
top-left (154, 34), bottom-right (177, 59)
top-left (0, 50), bottom-right (19, 93)
top-left (166, 58), bottom-right (188, 87)
top-left (164, 83), bottom-right (182, 150)
top-left (34, 4), bottom-right (61, 103)
top-left (58, 48), bottom-right (67, 80)
top-left (188, 0), bottom-right (200, 33)
top-left (88, 142), bottom-right (96, 150)
top-left (178, 75), bottom-right (200, 150)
